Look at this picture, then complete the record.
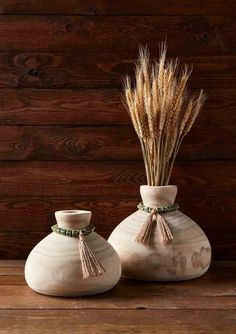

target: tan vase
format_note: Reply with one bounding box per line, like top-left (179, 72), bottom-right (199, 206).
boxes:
top-left (25, 210), bottom-right (121, 296)
top-left (108, 185), bottom-right (211, 281)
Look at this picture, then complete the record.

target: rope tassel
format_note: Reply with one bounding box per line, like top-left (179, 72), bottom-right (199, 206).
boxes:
top-left (135, 208), bottom-right (156, 245)
top-left (156, 214), bottom-right (173, 245)
top-left (78, 232), bottom-right (106, 279)
top-left (135, 208), bottom-right (173, 246)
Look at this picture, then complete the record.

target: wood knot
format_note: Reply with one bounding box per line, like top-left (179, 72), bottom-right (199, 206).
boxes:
top-left (25, 68), bottom-right (42, 77)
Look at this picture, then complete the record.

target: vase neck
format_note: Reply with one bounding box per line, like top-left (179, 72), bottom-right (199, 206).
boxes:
top-left (55, 210), bottom-right (91, 230)
top-left (140, 185), bottom-right (177, 207)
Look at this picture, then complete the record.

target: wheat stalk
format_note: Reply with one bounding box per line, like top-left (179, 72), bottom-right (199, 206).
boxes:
top-left (123, 43), bottom-right (206, 186)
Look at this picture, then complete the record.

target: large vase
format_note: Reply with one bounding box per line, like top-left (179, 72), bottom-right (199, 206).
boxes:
top-left (108, 185), bottom-right (211, 281)
top-left (25, 210), bottom-right (121, 296)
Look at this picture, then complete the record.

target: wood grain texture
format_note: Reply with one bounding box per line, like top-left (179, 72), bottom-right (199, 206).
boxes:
top-left (0, 53), bottom-right (235, 89)
top-left (0, 3), bottom-right (234, 262)
top-left (0, 16), bottom-right (234, 55)
top-left (0, 194), bottom-right (234, 233)
top-left (0, 160), bottom-right (234, 197)
top-left (1, 1), bottom-right (236, 15)
top-left (0, 88), bottom-right (125, 123)
top-left (0, 124), bottom-right (233, 161)
top-left (0, 286), bottom-right (235, 310)
top-left (0, 310), bottom-right (235, 334)
top-left (0, 197), bottom-right (138, 232)
top-left (0, 261), bottom-right (236, 306)
top-left (0, 261), bottom-right (236, 333)
top-left (0, 88), bottom-right (234, 125)
top-left (1, 267), bottom-right (236, 309)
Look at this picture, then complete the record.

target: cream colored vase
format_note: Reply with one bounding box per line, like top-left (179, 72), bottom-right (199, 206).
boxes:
top-left (25, 210), bottom-right (121, 296)
top-left (108, 185), bottom-right (211, 281)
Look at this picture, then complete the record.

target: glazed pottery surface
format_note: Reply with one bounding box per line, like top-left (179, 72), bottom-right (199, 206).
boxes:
top-left (108, 185), bottom-right (211, 281)
top-left (25, 210), bottom-right (121, 296)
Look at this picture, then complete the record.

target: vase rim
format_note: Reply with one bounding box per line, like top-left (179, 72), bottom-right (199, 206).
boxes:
top-left (141, 185), bottom-right (177, 189)
top-left (55, 210), bottom-right (92, 229)
top-left (55, 209), bottom-right (91, 216)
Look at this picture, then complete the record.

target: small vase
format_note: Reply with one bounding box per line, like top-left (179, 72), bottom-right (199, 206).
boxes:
top-left (25, 210), bottom-right (121, 296)
top-left (108, 185), bottom-right (211, 281)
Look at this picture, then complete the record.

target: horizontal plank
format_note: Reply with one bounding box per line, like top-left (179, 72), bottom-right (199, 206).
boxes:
top-left (0, 160), bottom-right (144, 196)
top-left (0, 88), bottom-right (125, 123)
top-left (1, 1), bottom-right (236, 15)
top-left (0, 275), bottom-right (25, 284)
top-left (0, 194), bottom-right (235, 233)
top-left (0, 260), bottom-right (25, 267)
top-left (1, 284), bottom-right (235, 310)
top-left (0, 310), bottom-right (236, 334)
top-left (0, 88), bottom-right (234, 126)
top-left (0, 123), bottom-right (233, 161)
top-left (0, 53), bottom-right (235, 89)
top-left (0, 160), bottom-right (234, 197)
top-left (0, 325), bottom-right (229, 334)
top-left (0, 125), bottom-right (141, 161)
top-left (0, 268), bottom-right (24, 276)
top-left (0, 196), bottom-right (138, 233)
top-left (0, 16), bottom-right (234, 55)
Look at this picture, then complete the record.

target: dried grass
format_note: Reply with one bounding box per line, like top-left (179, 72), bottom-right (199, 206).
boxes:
top-left (123, 43), bottom-right (206, 186)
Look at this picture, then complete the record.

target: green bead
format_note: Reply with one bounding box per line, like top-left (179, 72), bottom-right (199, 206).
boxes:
top-left (138, 202), bottom-right (180, 214)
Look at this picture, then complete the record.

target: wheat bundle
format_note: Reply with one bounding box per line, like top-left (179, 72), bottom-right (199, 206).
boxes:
top-left (123, 43), bottom-right (206, 186)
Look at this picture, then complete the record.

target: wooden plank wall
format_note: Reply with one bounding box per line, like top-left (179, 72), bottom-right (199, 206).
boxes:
top-left (0, 1), bottom-right (235, 259)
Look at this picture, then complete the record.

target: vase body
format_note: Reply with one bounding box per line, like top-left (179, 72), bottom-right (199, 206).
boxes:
top-left (25, 210), bottom-right (121, 296)
top-left (108, 185), bottom-right (211, 281)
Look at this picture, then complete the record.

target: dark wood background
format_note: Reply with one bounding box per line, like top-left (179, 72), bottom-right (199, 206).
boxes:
top-left (0, 1), bottom-right (235, 259)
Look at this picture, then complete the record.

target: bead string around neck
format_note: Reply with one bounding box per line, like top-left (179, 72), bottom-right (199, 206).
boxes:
top-left (137, 202), bottom-right (180, 214)
top-left (51, 223), bottom-right (95, 237)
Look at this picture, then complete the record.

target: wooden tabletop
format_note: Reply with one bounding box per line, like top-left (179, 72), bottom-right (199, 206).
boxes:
top-left (0, 261), bottom-right (235, 334)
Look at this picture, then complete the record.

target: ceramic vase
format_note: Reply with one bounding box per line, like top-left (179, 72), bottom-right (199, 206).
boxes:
top-left (25, 210), bottom-right (121, 296)
top-left (108, 185), bottom-right (211, 281)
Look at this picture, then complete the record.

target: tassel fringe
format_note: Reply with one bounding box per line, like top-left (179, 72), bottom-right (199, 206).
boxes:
top-left (135, 209), bottom-right (173, 246)
top-left (156, 214), bottom-right (173, 245)
top-left (78, 232), bottom-right (106, 279)
top-left (135, 209), bottom-right (156, 245)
